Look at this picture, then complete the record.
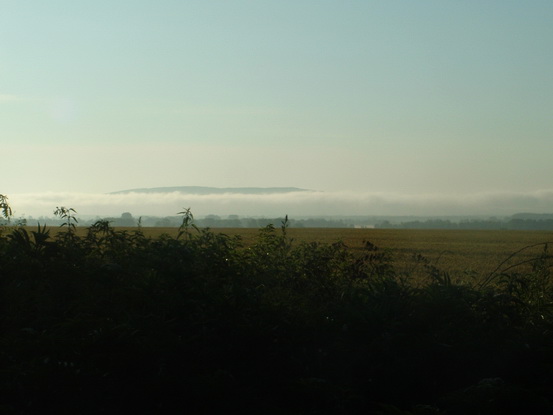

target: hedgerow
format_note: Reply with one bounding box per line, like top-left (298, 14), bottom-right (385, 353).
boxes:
top-left (0, 215), bottom-right (552, 414)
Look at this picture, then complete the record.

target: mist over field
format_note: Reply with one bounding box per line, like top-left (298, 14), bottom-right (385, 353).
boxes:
top-left (9, 188), bottom-right (553, 219)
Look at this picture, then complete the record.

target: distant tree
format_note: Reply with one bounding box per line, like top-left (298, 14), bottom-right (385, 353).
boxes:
top-left (244, 218), bottom-right (260, 228)
top-left (203, 214), bottom-right (221, 227)
top-left (226, 215), bottom-right (242, 227)
top-left (119, 212), bottom-right (135, 227)
top-left (155, 217), bottom-right (173, 227)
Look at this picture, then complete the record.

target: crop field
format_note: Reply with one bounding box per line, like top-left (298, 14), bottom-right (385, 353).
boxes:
top-left (143, 227), bottom-right (552, 276)
top-left (209, 228), bottom-right (553, 283)
top-left (48, 226), bottom-right (553, 283)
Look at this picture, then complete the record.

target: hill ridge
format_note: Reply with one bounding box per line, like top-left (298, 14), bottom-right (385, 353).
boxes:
top-left (110, 186), bottom-right (312, 195)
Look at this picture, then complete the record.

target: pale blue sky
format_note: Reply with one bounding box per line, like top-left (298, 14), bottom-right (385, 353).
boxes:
top-left (1, 1), bottom-right (553, 216)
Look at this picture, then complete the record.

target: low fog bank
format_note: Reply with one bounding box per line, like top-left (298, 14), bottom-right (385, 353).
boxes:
top-left (7, 189), bottom-right (553, 220)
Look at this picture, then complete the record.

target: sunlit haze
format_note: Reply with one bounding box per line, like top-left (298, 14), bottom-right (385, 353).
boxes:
top-left (2, 1), bottom-right (552, 218)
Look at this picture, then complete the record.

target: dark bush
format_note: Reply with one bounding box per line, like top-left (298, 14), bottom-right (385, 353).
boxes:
top-left (0, 222), bottom-right (552, 413)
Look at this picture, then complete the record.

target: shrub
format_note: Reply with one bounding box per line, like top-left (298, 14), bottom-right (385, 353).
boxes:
top-left (0, 219), bottom-right (552, 413)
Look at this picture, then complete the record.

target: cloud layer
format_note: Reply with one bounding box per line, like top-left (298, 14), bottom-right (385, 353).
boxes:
top-left (7, 189), bottom-right (553, 219)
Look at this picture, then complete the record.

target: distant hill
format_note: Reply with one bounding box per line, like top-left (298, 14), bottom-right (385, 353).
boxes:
top-left (110, 186), bottom-right (311, 195)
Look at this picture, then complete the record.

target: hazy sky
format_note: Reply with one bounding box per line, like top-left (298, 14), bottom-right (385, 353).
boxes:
top-left (2, 1), bottom-right (553, 216)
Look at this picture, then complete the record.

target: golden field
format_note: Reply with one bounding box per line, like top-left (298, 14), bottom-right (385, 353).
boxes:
top-left (42, 226), bottom-right (553, 283)
top-left (217, 227), bottom-right (553, 282)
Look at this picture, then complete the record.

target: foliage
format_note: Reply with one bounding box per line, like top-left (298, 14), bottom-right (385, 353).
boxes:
top-left (54, 206), bottom-right (78, 232)
top-left (0, 213), bottom-right (552, 413)
top-left (176, 206), bottom-right (198, 240)
top-left (0, 194), bottom-right (12, 223)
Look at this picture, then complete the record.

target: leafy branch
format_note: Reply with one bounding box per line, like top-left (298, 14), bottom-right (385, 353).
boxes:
top-left (54, 206), bottom-right (78, 233)
top-left (177, 207), bottom-right (198, 240)
top-left (0, 194), bottom-right (13, 223)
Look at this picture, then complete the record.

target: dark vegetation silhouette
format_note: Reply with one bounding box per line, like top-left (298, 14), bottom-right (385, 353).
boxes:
top-left (0, 197), bottom-right (552, 413)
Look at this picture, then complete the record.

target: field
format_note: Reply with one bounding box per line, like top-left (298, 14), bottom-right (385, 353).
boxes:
top-left (57, 226), bottom-right (553, 282)
top-left (213, 227), bottom-right (553, 278)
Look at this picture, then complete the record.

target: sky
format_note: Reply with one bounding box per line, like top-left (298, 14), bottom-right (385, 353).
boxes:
top-left (1, 1), bottom-right (553, 217)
